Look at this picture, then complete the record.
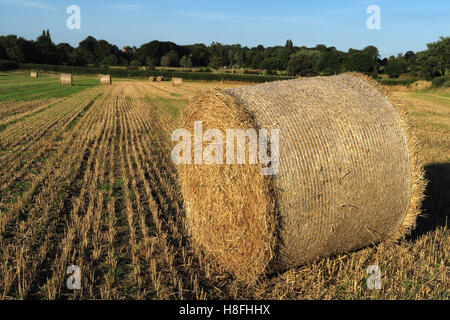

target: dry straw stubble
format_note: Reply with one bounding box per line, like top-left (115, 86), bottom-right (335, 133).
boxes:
top-left (177, 73), bottom-right (426, 284)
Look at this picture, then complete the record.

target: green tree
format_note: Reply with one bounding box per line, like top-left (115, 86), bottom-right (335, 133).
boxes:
top-left (145, 56), bottom-right (156, 69)
top-left (71, 47), bottom-right (91, 66)
top-left (260, 57), bottom-right (281, 71)
top-left (130, 59), bottom-right (142, 67)
top-left (55, 43), bottom-right (73, 65)
top-left (315, 50), bottom-right (346, 75)
top-left (160, 54), bottom-right (171, 67)
top-left (102, 54), bottom-right (118, 66)
top-left (287, 49), bottom-right (320, 76)
top-left (285, 39), bottom-right (293, 50)
top-left (167, 49), bottom-right (179, 66)
top-left (344, 50), bottom-right (375, 74)
top-left (4, 36), bottom-right (35, 63)
top-left (428, 36), bottom-right (450, 75)
top-left (276, 48), bottom-right (291, 70)
top-left (180, 55), bottom-right (192, 68)
top-left (160, 49), bottom-right (179, 67)
top-left (0, 42), bottom-right (6, 59)
top-left (189, 44), bottom-right (210, 66)
top-left (94, 40), bottom-right (118, 65)
top-left (363, 45), bottom-right (380, 61)
top-left (208, 55), bottom-right (224, 68)
top-left (35, 30), bottom-right (58, 64)
top-left (404, 51), bottom-right (416, 63)
top-left (251, 52), bottom-right (264, 69)
top-left (372, 65), bottom-right (380, 79)
top-left (416, 50), bottom-right (439, 79)
top-left (78, 36), bottom-right (97, 64)
top-left (209, 42), bottom-right (228, 66)
top-left (385, 57), bottom-right (408, 78)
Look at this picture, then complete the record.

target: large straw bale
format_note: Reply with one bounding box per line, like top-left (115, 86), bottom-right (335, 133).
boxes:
top-left (156, 76), bottom-right (164, 82)
top-left (149, 76), bottom-right (155, 82)
top-left (100, 74), bottom-right (112, 85)
top-left (172, 77), bottom-right (183, 86)
top-left (30, 71), bottom-right (38, 78)
top-left (59, 73), bottom-right (72, 85)
top-left (176, 73), bottom-right (426, 283)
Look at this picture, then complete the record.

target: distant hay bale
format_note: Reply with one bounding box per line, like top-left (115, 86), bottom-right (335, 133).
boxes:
top-left (59, 73), bottom-right (72, 85)
top-left (149, 76), bottom-right (155, 82)
top-left (30, 71), bottom-right (38, 78)
top-left (172, 77), bottom-right (183, 86)
top-left (176, 73), bottom-right (426, 284)
top-left (156, 76), bottom-right (164, 82)
top-left (100, 74), bottom-right (112, 85)
top-left (411, 80), bottom-right (431, 90)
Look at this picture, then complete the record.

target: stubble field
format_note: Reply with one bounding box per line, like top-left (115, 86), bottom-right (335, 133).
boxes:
top-left (0, 72), bottom-right (448, 299)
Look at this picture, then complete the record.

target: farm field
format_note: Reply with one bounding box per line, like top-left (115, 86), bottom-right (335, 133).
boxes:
top-left (0, 72), bottom-right (448, 299)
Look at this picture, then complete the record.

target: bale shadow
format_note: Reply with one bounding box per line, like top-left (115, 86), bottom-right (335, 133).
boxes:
top-left (408, 162), bottom-right (450, 240)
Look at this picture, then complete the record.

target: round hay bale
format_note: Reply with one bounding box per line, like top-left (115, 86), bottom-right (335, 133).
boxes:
top-left (156, 76), bottom-right (164, 82)
top-left (59, 73), bottom-right (72, 85)
top-left (176, 73), bottom-right (426, 284)
top-left (172, 77), bottom-right (183, 86)
top-left (149, 76), bottom-right (155, 82)
top-left (30, 71), bottom-right (39, 78)
top-left (100, 74), bottom-right (112, 85)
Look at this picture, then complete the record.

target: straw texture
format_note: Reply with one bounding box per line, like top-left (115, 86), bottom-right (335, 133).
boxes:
top-left (177, 73), bottom-right (425, 283)
top-left (59, 73), bottom-right (72, 85)
top-left (30, 71), bottom-right (38, 78)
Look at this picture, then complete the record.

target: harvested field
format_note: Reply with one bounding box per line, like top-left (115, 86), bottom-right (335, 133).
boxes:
top-left (0, 72), bottom-right (447, 299)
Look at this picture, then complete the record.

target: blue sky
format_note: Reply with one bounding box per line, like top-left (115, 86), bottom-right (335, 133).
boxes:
top-left (0, 0), bottom-right (448, 58)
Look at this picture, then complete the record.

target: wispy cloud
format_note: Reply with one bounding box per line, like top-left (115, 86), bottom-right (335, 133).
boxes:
top-left (175, 11), bottom-right (229, 21)
top-left (0, 0), bottom-right (56, 12)
top-left (175, 10), bottom-right (325, 26)
top-left (109, 4), bottom-right (140, 11)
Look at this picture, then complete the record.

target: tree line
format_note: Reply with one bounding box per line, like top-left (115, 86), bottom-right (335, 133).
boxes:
top-left (0, 30), bottom-right (449, 79)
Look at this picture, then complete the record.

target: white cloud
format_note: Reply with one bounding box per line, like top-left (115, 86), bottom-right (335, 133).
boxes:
top-left (0, 0), bottom-right (56, 11)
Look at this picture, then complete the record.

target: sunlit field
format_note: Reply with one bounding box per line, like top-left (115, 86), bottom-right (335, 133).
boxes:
top-left (0, 72), bottom-right (447, 299)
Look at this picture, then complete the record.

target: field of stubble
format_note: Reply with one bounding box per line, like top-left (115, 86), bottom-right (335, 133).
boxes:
top-left (0, 72), bottom-right (447, 299)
